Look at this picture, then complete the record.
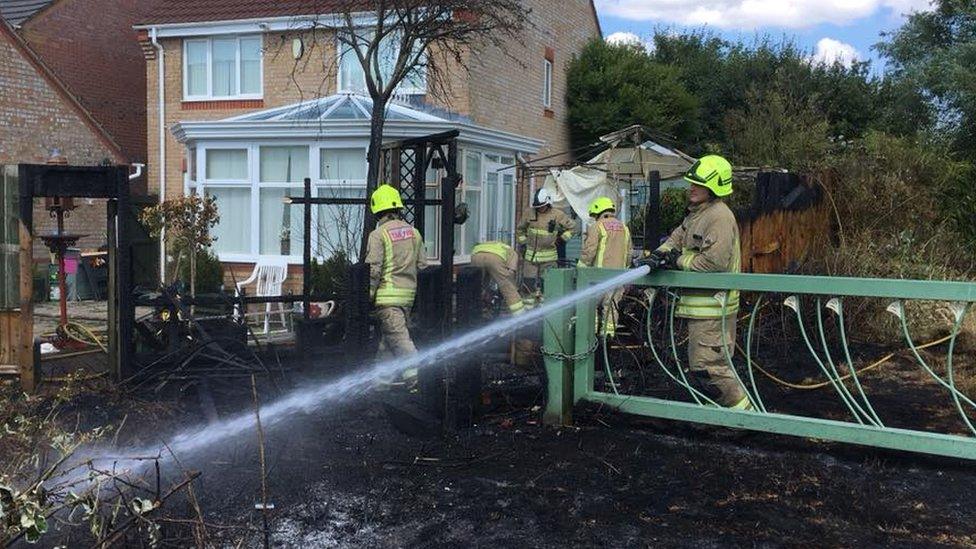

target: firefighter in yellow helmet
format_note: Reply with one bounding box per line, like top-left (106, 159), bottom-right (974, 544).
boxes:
top-left (649, 154), bottom-right (750, 410)
top-left (365, 184), bottom-right (427, 383)
top-left (578, 197), bottom-right (631, 336)
top-left (471, 241), bottom-right (525, 316)
top-left (516, 188), bottom-right (576, 308)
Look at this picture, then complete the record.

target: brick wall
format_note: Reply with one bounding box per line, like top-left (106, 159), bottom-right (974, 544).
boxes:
top-left (466, 0), bottom-right (601, 209)
top-left (0, 27), bottom-right (121, 257)
top-left (19, 0), bottom-right (161, 164)
top-left (143, 6), bottom-right (600, 282)
top-left (146, 29), bottom-right (340, 201)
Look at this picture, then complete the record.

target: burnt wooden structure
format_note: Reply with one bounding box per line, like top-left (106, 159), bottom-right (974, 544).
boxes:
top-left (739, 171), bottom-right (829, 273)
top-left (4, 164), bottom-right (134, 390)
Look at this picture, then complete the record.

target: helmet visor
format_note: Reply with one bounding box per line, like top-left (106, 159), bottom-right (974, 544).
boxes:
top-left (684, 159), bottom-right (717, 186)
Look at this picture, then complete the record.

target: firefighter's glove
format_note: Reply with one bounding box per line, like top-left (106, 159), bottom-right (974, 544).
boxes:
top-left (661, 249), bottom-right (682, 270)
top-left (633, 249), bottom-right (665, 269)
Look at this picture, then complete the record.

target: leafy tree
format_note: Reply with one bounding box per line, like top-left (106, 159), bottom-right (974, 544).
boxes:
top-left (139, 195), bottom-right (220, 297)
top-left (566, 38), bottom-right (696, 153)
top-left (724, 82), bottom-right (831, 171)
top-left (651, 31), bottom-right (908, 150)
top-left (878, 0), bottom-right (976, 154)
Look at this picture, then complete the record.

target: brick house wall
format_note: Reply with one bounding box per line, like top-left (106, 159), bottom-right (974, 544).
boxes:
top-left (145, 29), bottom-right (342, 205)
top-left (0, 21), bottom-right (124, 257)
top-left (18, 0), bottom-right (159, 165)
top-left (142, 5), bottom-right (600, 288)
top-left (144, 8), bottom-right (600, 201)
top-left (467, 0), bottom-right (601, 210)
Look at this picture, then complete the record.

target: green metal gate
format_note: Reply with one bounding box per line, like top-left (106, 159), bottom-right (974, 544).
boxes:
top-left (543, 267), bottom-right (976, 460)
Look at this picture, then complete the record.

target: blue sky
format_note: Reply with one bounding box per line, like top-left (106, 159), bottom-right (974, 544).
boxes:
top-left (594, 0), bottom-right (934, 72)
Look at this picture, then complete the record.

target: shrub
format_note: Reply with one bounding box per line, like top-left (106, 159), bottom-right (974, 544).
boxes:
top-left (309, 251), bottom-right (351, 298)
top-left (177, 247), bottom-right (223, 294)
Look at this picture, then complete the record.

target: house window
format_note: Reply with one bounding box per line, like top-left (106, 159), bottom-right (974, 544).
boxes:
top-left (484, 154), bottom-right (516, 242)
top-left (543, 59), bottom-right (553, 109)
top-left (460, 151), bottom-right (483, 256)
top-left (183, 36), bottom-right (263, 100)
top-left (316, 148), bottom-right (368, 259)
top-left (195, 143), bottom-right (516, 264)
top-left (337, 30), bottom-right (426, 95)
top-left (202, 148), bottom-right (250, 255)
top-left (259, 146), bottom-right (308, 255)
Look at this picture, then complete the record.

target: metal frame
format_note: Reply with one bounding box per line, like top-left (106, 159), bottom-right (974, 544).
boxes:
top-left (543, 267), bottom-right (976, 460)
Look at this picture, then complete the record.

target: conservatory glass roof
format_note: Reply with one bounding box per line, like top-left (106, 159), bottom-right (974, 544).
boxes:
top-left (173, 92), bottom-right (542, 154)
top-left (226, 93), bottom-right (462, 123)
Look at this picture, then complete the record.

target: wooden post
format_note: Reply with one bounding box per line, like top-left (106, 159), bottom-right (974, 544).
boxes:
top-left (644, 170), bottom-right (661, 250)
top-left (106, 193), bottom-right (118, 379)
top-left (17, 165), bottom-right (35, 392)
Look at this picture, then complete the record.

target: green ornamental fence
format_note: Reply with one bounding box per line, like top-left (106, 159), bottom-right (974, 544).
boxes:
top-left (542, 267), bottom-right (976, 460)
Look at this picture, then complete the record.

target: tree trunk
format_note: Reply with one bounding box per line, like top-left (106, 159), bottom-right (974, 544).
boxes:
top-left (360, 97), bottom-right (389, 261)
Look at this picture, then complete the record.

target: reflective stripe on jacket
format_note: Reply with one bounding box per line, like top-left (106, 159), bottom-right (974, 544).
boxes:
top-left (656, 200), bottom-right (740, 319)
top-left (516, 206), bottom-right (575, 263)
top-left (366, 216), bottom-right (427, 307)
top-left (578, 213), bottom-right (631, 269)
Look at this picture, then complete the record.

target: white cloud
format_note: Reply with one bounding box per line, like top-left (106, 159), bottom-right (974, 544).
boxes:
top-left (811, 37), bottom-right (860, 66)
top-left (605, 31), bottom-right (655, 52)
top-left (595, 0), bottom-right (934, 30)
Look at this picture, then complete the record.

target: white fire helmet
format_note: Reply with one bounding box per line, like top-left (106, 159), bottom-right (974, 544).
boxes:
top-left (533, 188), bottom-right (554, 208)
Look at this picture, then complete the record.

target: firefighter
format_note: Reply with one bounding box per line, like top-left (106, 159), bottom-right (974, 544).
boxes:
top-left (578, 196), bottom-right (631, 336)
top-left (516, 188), bottom-right (575, 306)
top-left (471, 241), bottom-right (524, 316)
top-left (648, 154), bottom-right (751, 410)
top-left (365, 184), bottom-right (427, 383)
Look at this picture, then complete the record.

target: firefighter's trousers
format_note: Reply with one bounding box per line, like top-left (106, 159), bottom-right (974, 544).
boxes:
top-left (687, 316), bottom-right (746, 406)
top-left (375, 306), bottom-right (418, 379)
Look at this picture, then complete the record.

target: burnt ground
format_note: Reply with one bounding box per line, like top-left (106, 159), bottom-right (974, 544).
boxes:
top-left (8, 335), bottom-right (976, 548)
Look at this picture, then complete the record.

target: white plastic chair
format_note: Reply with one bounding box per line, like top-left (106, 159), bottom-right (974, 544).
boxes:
top-left (235, 258), bottom-right (289, 334)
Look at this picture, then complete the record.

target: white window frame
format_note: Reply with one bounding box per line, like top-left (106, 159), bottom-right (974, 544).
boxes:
top-left (183, 35), bottom-right (264, 101)
top-left (451, 147), bottom-right (518, 264)
top-left (483, 154), bottom-right (517, 244)
top-left (335, 29), bottom-right (427, 96)
top-left (543, 58), bottom-right (553, 109)
top-left (192, 141), bottom-right (518, 266)
top-left (313, 144), bottom-right (369, 261)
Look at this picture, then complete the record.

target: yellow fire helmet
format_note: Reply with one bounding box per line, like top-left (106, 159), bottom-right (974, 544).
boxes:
top-left (370, 184), bottom-right (404, 214)
top-left (588, 196), bottom-right (616, 217)
top-left (684, 154), bottom-right (733, 197)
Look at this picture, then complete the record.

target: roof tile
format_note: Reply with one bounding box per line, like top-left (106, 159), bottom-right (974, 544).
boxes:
top-left (140, 0), bottom-right (365, 25)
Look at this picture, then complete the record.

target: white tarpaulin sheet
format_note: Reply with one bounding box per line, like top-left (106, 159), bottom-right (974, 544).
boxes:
top-left (542, 166), bottom-right (619, 221)
top-left (541, 139), bottom-right (692, 221)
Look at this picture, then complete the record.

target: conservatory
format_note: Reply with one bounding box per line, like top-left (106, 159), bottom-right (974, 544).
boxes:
top-left (171, 93), bottom-right (543, 265)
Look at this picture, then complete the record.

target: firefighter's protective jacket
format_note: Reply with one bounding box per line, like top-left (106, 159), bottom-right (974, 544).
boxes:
top-left (656, 199), bottom-right (740, 319)
top-left (579, 212), bottom-right (631, 269)
top-left (516, 207), bottom-right (575, 264)
top-left (472, 241), bottom-right (519, 271)
top-left (366, 215), bottom-right (427, 307)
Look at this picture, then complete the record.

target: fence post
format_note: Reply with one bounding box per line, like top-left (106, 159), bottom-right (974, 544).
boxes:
top-left (543, 268), bottom-right (575, 426)
top-left (574, 268), bottom-right (598, 401)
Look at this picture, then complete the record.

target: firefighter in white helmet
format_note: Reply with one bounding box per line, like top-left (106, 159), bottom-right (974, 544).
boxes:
top-left (365, 184), bottom-right (427, 384)
top-left (516, 187), bottom-right (576, 307)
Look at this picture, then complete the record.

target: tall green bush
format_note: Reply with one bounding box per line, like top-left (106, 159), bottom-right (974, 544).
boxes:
top-left (566, 38), bottom-right (696, 153)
